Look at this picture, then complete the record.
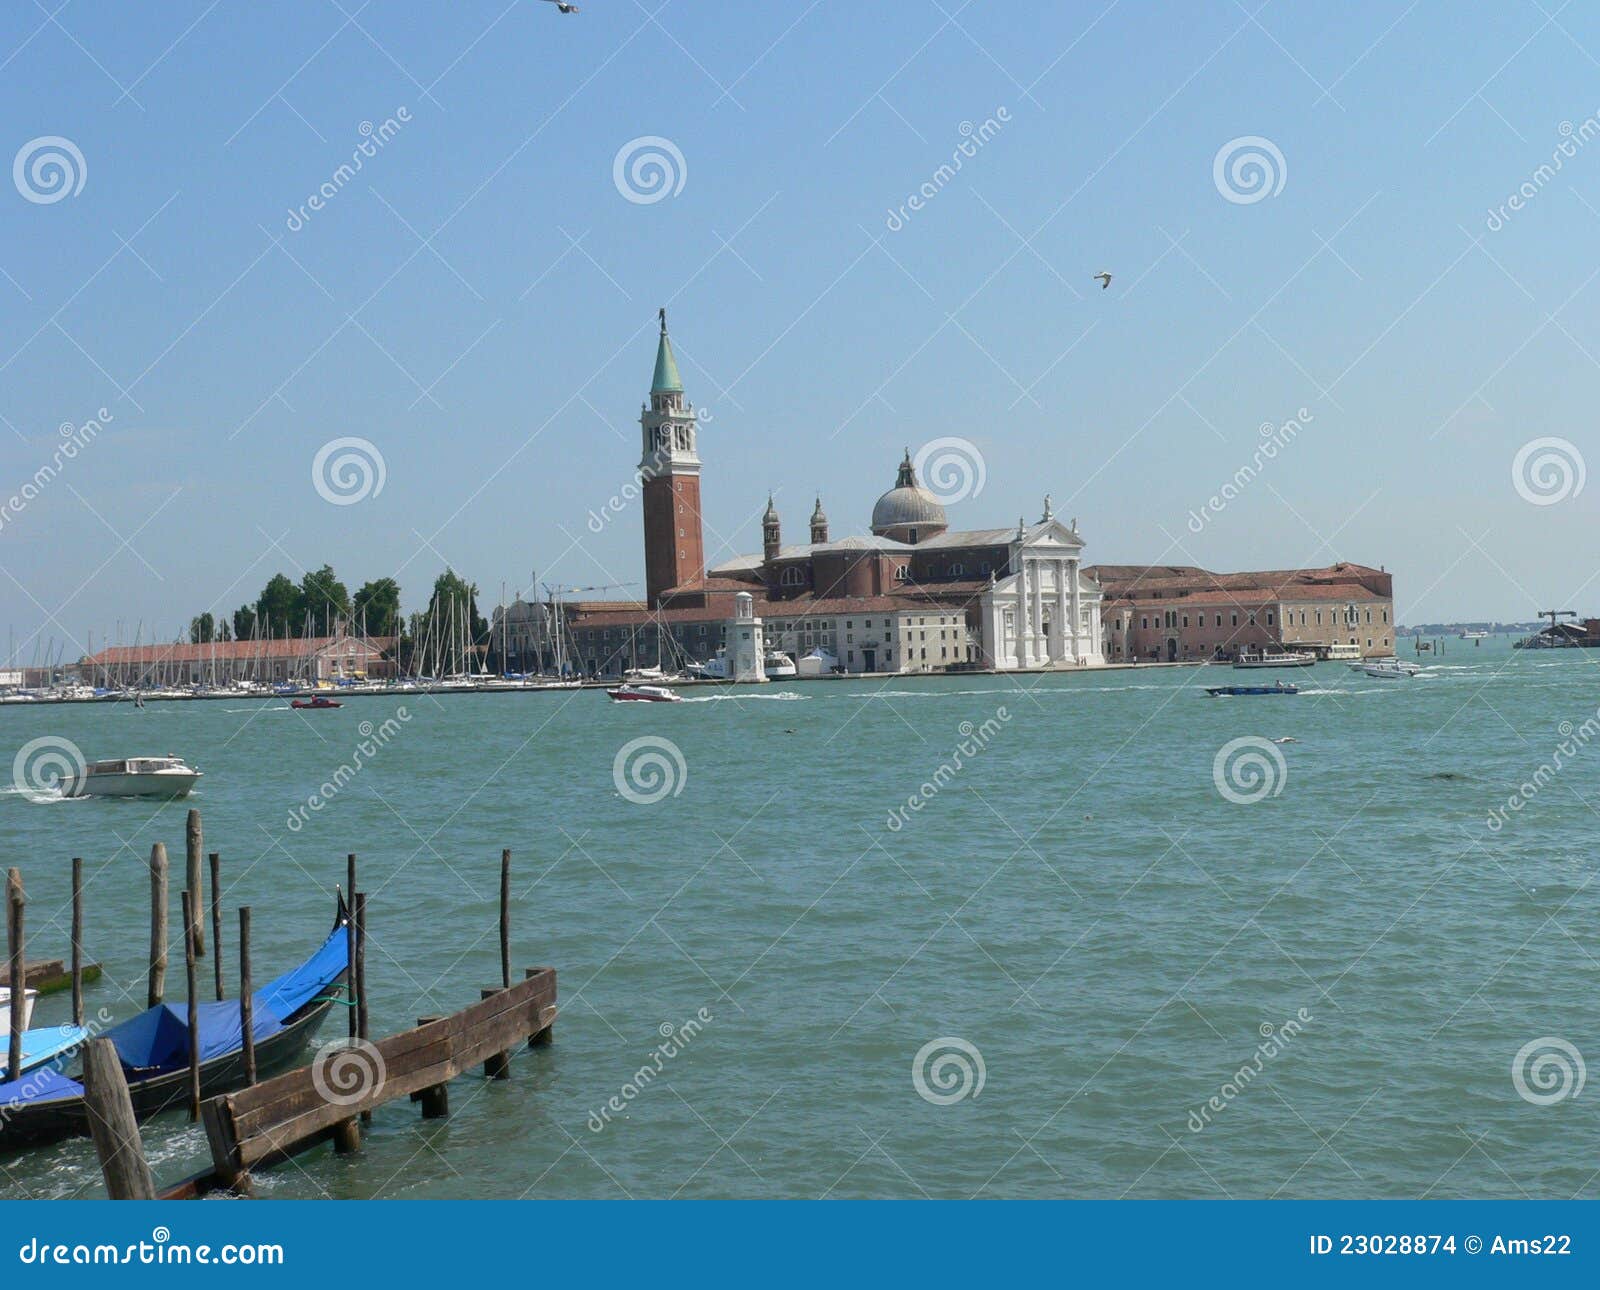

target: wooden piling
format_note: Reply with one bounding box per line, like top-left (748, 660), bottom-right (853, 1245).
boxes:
top-left (527, 967), bottom-right (554, 1046)
top-left (345, 856), bottom-right (358, 1043)
top-left (416, 1015), bottom-right (449, 1117)
top-left (331, 1116), bottom-right (361, 1154)
top-left (186, 808), bottom-right (204, 957)
top-left (181, 891), bottom-right (200, 1121)
top-left (238, 906), bottom-right (256, 1086)
top-left (500, 849), bottom-right (511, 991)
top-left (209, 852), bottom-right (223, 1001)
top-left (354, 892), bottom-right (370, 1125)
top-left (148, 842), bottom-right (167, 1008)
top-left (82, 1037), bottom-right (155, 1199)
top-left (6, 868), bottom-right (23, 1083)
top-left (481, 988), bottom-right (511, 1079)
top-left (70, 856), bottom-right (84, 1027)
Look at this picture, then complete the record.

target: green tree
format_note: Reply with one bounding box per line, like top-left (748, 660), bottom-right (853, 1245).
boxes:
top-left (189, 612), bottom-right (216, 644)
top-left (256, 574), bottom-right (301, 639)
top-left (232, 604), bottom-right (257, 641)
top-left (352, 577), bottom-right (402, 639)
top-left (217, 620), bottom-right (233, 643)
top-left (298, 565), bottom-right (350, 635)
top-left (412, 569), bottom-right (488, 672)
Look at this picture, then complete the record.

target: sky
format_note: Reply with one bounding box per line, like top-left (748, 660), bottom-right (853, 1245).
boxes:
top-left (4, 0), bottom-right (1600, 661)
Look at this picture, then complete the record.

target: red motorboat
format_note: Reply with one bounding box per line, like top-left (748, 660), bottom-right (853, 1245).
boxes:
top-left (291, 696), bottom-right (342, 710)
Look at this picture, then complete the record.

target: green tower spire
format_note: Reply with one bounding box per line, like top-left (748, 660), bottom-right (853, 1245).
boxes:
top-left (652, 307), bottom-right (683, 394)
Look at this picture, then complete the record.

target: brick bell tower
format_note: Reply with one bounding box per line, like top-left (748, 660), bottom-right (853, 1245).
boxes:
top-left (640, 309), bottom-right (704, 607)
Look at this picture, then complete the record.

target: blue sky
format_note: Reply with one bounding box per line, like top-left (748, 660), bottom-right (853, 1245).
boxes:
top-left (4, 1), bottom-right (1600, 657)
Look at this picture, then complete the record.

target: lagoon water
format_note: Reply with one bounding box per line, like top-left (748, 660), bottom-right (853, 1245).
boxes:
top-left (2, 637), bottom-right (1595, 1199)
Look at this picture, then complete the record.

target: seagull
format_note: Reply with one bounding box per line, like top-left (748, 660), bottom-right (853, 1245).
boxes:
top-left (540, 0), bottom-right (579, 11)
top-left (1093, 271), bottom-right (1112, 290)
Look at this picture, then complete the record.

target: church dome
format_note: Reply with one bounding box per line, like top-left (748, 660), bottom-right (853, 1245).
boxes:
top-left (870, 450), bottom-right (947, 541)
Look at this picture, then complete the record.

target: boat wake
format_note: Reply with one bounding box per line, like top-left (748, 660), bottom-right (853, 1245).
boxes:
top-left (0, 785), bottom-right (86, 805)
top-left (681, 690), bottom-right (809, 702)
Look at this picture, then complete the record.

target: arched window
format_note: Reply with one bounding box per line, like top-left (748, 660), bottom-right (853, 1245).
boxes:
top-left (894, 565), bottom-right (910, 582)
top-left (949, 562), bottom-right (965, 577)
top-left (780, 566), bottom-right (805, 587)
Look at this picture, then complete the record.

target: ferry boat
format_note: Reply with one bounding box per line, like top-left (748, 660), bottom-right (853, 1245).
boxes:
top-left (290, 696), bottom-right (342, 709)
top-left (1459, 630), bottom-right (1489, 640)
top-left (1205, 682), bottom-right (1298, 696)
top-left (606, 683), bottom-right (683, 703)
top-left (60, 756), bottom-right (202, 799)
top-left (1234, 649), bottom-right (1316, 669)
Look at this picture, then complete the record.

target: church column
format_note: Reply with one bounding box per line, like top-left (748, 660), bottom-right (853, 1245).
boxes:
top-left (1069, 559), bottom-right (1082, 659)
top-left (1014, 560), bottom-right (1029, 669)
top-left (1051, 558), bottom-right (1067, 664)
top-left (1029, 555), bottom-right (1044, 666)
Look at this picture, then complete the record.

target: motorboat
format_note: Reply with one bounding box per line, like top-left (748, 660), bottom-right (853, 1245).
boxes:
top-left (291, 696), bottom-right (342, 709)
top-left (0, 986), bottom-right (36, 1035)
top-left (1353, 659), bottom-right (1419, 678)
top-left (60, 756), bottom-right (202, 799)
top-left (1205, 683), bottom-right (1298, 696)
top-left (763, 650), bottom-right (798, 679)
top-left (607, 683), bottom-right (683, 702)
top-left (1459, 630), bottom-right (1489, 640)
top-left (687, 649), bottom-right (731, 680)
top-left (1234, 649), bottom-right (1316, 669)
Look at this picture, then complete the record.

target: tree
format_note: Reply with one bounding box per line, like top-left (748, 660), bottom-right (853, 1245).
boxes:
top-left (256, 574), bottom-right (301, 639)
top-left (217, 620), bottom-right (233, 643)
top-left (411, 569), bottom-right (488, 672)
top-left (353, 578), bottom-right (402, 639)
top-left (298, 565), bottom-right (350, 635)
top-left (232, 604), bottom-right (257, 641)
top-left (189, 612), bottom-right (215, 644)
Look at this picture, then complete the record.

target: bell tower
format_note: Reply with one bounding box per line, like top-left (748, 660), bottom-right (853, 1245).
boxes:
top-left (640, 309), bottom-right (704, 607)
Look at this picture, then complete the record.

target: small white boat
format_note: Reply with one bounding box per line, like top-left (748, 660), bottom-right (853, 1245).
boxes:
top-left (1234, 649), bottom-right (1316, 669)
top-left (1459, 630), bottom-right (1489, 640)
top-left (688, 649), bottom-right (731, 680)
top-left (1353, 659), bottom-right (1420, 678)
top-left (607, 683), bottom-right (683, 703)
top-left (763, 650), bottom-right (797, 679)
top-left (0, 986), bottom-right (37, 1035)
top-left (60, 756), bottom-right (202, 798)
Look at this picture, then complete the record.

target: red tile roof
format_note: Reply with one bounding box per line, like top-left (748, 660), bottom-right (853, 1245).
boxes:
top-left (83, 636), bottom-right (396, 664)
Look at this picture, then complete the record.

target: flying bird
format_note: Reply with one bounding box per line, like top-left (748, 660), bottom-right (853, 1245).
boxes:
top-left (541, 0), bottom-right (579, 11)
top-left (1093, 271), bottom-right (1112, 290)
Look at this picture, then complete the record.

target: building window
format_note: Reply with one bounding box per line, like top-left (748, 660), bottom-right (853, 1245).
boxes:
top-left (894, 565), bottom-right (910, 582)
top-left (1231, 613), bottom-right (1238, 627)
top-left (1267, 612), bottom-right (1274, 626)
top-left (781, 566), bottom-right (804, 587)
top-left (907, 528), bottom-right (917, 543)
top-left (950, 562), bottom-right (964, 577)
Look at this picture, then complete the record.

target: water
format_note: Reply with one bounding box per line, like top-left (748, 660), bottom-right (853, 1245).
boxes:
top-left (2, 639), bottom-right (1595, 1199)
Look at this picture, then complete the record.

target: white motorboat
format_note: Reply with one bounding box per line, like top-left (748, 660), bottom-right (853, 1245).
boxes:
top-left (607, 683), bottom-right (683, 703)
top-left (1459, 630), bottom-right (1489, 640)
top-left (60, 756), bottom-right (202, 798)
top-left (688, 649), bottom-right (731, 680)
top-left (1234, 649), bottom-right (1316, 669)
top-left (0, 986), bottom-right (36, 1034)
top-left (763, 650), bottom-right (797, 678)
top-left (1352, 659), bottom-right (1420, 678)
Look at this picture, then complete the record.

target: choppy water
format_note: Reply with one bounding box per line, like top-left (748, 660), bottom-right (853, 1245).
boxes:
top-left (2, 638), bottom-right (1595, 1199)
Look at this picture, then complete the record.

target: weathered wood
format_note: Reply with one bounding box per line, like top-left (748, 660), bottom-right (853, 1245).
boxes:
top-left (70, 856), bottom-right (84, 1026)
top-left (148, 842), bottom-right (167, 1008)
top-left (185, 808), bottom-right (204, 957)
top-left (345, 857), bottom-right (357, 1043)
top-left (239, 906), bottom-right (256, 1086)
top-left (6, 868), bottom-right (23, 1083)
top-left (82, 1037), bottom-right (155, 1199)
top-left (416, 1012), bottom-right (448, 1120)
top-left (20, 958), bottom-right (101, 995)
top-left (528, 967), bottom-right (554, 1046)
top-left (481, 988), bottom-right (510, 1079)
top-left (500, 849), bottom-right (511, 990)
top-left (331, 1116), bottom-right (361, 1154)
top-left (209, 852), bottom-right (223, 1001)
top-left (354, 891), bottom-right (369, 1125)
top-left (181, 890), bottom-right (200, 1121)
top-left (204, 971), bottom-right (558, 1173)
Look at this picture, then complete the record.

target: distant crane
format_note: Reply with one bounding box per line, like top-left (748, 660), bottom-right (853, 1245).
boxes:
top-left (1538, 608), bottom-right (1579, 643)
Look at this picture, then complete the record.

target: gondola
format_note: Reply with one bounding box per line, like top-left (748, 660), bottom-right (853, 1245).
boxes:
top-left (0, 899), bottom-right (349, 1149)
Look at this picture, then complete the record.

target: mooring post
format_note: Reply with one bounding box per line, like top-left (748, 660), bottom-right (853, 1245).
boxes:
top-left (354, 891), bottom-right (370, 1124)
top-left (238, 906), bottom-right (256, 1086)
top-left (70, 856), bottom-right (84, 1027)
top-left (186, 808), bottom-right (204, 957)
top-left (82, 1037), bottom-right (155, 1200)
top-left (481, 988), bottom-right (511, 1079)
top-left (500, 848), bottom-right (511, 991)
top-left (345, 856), bottom-right (358, 1044)
top-left (181, 891), bottom-right (201, 1121)
top-left (148, 842), bottom-right (167, 1008)
top-left (209, 852), bottom-right (223, 1001)
top-left (416, 1015), bottom-right (449, 1118)
top-left (6, 868), bottom-right (24, 1083)
top-left (526, 967), bottom-right (554, 1047)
